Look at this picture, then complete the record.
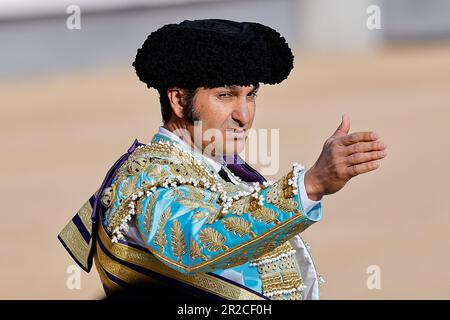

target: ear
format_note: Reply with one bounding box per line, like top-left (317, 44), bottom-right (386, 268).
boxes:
top-left (167, 88), bottom-right (185, 118)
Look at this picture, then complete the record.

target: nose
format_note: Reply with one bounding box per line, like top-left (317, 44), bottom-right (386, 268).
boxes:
top-left (231, 96), bottom-right (251, 127)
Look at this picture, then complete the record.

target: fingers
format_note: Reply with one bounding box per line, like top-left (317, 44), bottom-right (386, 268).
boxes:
top-left (347, 160), bottom-right (380, 177)
top-left (343, 140), bottom-right (386, 156)
top-left (340, 131), bottom-right (378, 146)
top-left (331, 114), bottom-right (351, 138)
top-left (346, 150), bottom-right (386, 166)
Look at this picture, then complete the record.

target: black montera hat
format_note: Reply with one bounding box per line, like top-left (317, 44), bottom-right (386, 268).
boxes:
top-left (133, 19), bottom-right (294, 89)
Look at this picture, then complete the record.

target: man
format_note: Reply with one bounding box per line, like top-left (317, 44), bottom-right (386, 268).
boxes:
top-left (58, 19), bottom-right (386, 300)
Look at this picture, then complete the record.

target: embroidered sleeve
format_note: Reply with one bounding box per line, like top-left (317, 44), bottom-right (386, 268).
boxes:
top-left (104, 143), bottom-right (322, 274)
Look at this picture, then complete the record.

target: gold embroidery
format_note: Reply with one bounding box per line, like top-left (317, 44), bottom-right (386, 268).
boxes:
top-left (265, 182), bottom-right (298, 213)
top-left (199, 228), bottom-right (228, 252)
top-left (114, 169), bottom-right (128, 188)
top-left (185, 185), bottom-right (207, 202)
top-left (101, 187), bottom-right (114, 208)
top-left (96, 223), bottom-right (264, 300)
top-left (253, 242), bottom-right (293, 262)
top-left (105, 139), bottom-right (314, 275)
top-left (134, 143), bottom-right (216, 186)
top-left (58, 221), bottom-right (90, 268)
top-left (120, 176), bottom-right (135, 198)
top-left (153, 207), bottom-right (171, 253)
top-left (144, 214), bottom-right (308, 273)
top-left (222, 181), bottom-right (241, 194)
top-left (193, 211), bottom-right (206, 220)
top-left (281, 270), bottom-right (303, 289)
top-left (218, 254), bottom-right (249, 269)
top-left (146, 163), bottom-right (163, 178)
top-left (176, 196), bottom-right (221, 225)
top-left (156, 169), bottom-right (170, 182)
top-left (253, 241), bottom-right (280, 259)
top-left (170, 220), bottom-right (186, 262)
top-left (143, 193), bottom-right (158, 233)
top-left (106, 171), bottom-right (186, 236)
top-left (229, 197), bottom-right (259, 216)
top-left (93, 255), bottom-right (122, 292)
top-left (177, 198), bottom-right (218, 215)
top-left (77, 200), bottom-right (93, 232)
top-left (205, 194), bottom-right (222, 224)
top-left (136, 197), bottom-right (143, 220)
top-left (96, 243), bottom-right (153, 284)
top-left (261, 273), bottom-right (283, 295)
top-left (128, 156), bottom-right (149, 174)
top-left (171, 188), bottom-right (185, 198)
top-left (206, 211), bottom-right (222, 225)
top-left (251, 207), bottom-right (280, 225)
top-left (276, 198), bottom-right (298, 213)
top-left (190, 237), bottom-right (207, 261)
top-left (222, 217), bottom-right (256, 238)
top-left (282, 219), bottom-right (311, 235)
top-left (288, 291), bottom-right (303, 300)
top-left (263, 172), bottom-right (301, 214)
top-left (168, 161), bottom-right (191, 178)
top-left (208, 193), bottom-right (218, 203)
top-left (252, 241), bottom-right (305, 300)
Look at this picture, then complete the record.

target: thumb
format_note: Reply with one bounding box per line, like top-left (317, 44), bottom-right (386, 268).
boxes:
top-left (331, 114), bottom-right (350, 138)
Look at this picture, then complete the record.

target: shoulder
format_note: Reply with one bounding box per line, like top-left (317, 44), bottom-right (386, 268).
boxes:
top-left (100, 141), bottom-right (221, 234)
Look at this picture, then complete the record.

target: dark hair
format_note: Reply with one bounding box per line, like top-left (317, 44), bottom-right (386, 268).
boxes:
top-left (157, 87), bottom-right (198, 124)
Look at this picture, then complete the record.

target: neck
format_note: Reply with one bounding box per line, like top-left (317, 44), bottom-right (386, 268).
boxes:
top-left (162, 121), bottom-right (205, 156)
top-left (162, 122), bottom-right (226, 165)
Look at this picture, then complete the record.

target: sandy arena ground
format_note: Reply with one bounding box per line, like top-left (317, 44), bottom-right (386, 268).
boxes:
top-left (1, 44), bottom-right (449, 299)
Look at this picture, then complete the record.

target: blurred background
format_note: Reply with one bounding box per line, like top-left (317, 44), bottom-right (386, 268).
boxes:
top-left (1, 0), bottom-right (449, 299)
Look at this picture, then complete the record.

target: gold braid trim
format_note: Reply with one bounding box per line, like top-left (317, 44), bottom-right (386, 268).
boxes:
top-left (96, 224), bottom-right (265, 300)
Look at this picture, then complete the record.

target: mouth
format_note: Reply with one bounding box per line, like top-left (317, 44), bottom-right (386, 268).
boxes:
top-left (225, 128), bottom-right (247, 139)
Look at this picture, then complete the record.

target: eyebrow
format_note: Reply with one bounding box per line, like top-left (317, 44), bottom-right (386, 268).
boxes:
top-left (223, 84), bottom-right (260, 92)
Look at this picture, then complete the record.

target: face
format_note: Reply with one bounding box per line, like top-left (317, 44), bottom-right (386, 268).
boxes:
top-left (186, 84), bottom-right (258, 157)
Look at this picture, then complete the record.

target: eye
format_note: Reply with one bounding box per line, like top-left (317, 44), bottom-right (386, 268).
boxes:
top-left (247, 91), bottom-right (258, 97)
top-left (218, 92), bottom-right (233, 97)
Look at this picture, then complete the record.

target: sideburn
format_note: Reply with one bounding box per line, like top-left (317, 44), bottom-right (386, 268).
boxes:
top-left (182, 88), bottom-right (200, 124)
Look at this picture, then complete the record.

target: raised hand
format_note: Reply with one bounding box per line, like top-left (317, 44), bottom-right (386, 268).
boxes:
top-left (304, 114), bottom-right (387, 201)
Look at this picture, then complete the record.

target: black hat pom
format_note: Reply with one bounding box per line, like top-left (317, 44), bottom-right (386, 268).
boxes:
top-left (133, 19), bottom-right (294, 89)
